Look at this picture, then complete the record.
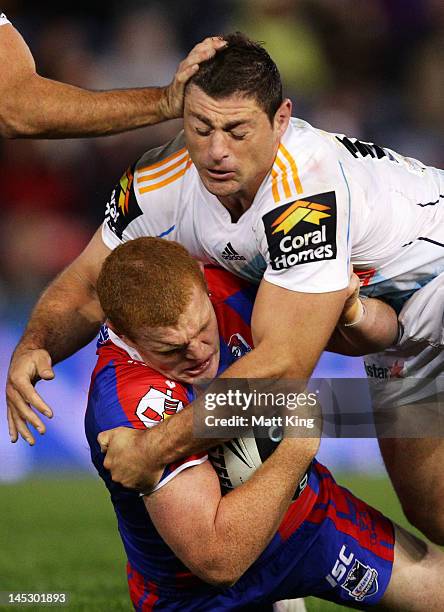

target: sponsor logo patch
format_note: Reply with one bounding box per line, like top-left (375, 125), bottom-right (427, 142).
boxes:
top-left (136, 385), bottom-right (183, 428)
top-left (263, 192), bottom-right (337, 270)
top-left (342, 559), bottom-right (379, 602)
top-left (104, 166), bottom-right (143, 240)
top-left (228, 333), bottom-right (252, 358)
top-left (364, 360), bottom-right (404, 379)
top-left (327, 546), bottom-right (379, 603)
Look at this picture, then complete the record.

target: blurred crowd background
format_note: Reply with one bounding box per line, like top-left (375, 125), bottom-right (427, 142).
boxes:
top-left (0, 0), bottom-right (442, 478)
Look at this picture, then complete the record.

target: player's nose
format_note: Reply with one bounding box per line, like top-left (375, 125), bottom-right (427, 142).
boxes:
top-left (208, 131), bottom-right (229, 162)
top-left (185, 340), bottom-right (210, 362)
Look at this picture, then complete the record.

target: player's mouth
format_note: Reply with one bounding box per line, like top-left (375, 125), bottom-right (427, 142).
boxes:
top-left (206, 168), bottom-right (236, 181)
top-left (183, 353), bottom-right (215, 377)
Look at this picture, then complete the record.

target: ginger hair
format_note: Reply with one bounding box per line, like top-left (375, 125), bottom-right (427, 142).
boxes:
top-left (97, 237), bottom-right (206, 340)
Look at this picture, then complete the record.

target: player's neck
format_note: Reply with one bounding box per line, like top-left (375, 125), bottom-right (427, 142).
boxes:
top-left (217, 175), bottom-right (265, 221)
top-left (217, 195), bottom-right (251, 222)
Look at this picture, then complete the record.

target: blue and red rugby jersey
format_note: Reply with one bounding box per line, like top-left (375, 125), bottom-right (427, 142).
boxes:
top-left (85, 266), bottom-right (394, 610)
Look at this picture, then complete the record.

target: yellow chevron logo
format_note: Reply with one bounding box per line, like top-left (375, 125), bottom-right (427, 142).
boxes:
top-left (272, 200), bottom-right (331, 235)
top-left (118, 169), bottom-right (133, 215)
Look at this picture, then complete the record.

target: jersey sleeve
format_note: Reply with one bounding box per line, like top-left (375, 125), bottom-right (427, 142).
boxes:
top-left (86, 355), bottom-right (207, 493)
top-left (257, 146), bottom-right (352, 293)
top-left (102, 163), bottom-right (143, 249)
top-left (101, 131), bottom-right (189, 250)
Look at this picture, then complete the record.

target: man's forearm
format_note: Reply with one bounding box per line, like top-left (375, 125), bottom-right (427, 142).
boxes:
top-left (161, 404), bottom-right (225, 465)
top-left (1, 26), bottom-right (225, 139)
top-left (206, 437), bottom-right (318, 584)
top-left (4, 75), bottom-right (173, 139)
top-left (16, 265), bottom-right (103, 364)
top-left (147, 436), bottom-right (319, 586)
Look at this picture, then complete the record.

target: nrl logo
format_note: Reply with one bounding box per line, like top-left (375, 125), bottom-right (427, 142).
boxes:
top-left (228, 333), bottom-right (252, 359)
top-left (342, 559), bottom-right (379, 601)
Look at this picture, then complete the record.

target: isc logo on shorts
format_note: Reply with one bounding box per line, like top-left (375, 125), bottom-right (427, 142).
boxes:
top-left (263, 192), bottom-right (337, 270)
top-left (326, 545), bottom-right (379, 602)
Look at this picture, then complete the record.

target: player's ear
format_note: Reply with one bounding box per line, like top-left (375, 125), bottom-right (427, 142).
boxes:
top-left (273, 99), bottom-right (292, 137)
top-left (196, 261), bottom-right (211, 295)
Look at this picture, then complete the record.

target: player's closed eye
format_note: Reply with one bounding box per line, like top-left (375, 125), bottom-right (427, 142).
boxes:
top-left (158, 347), bottom-right (184, 356)
top-left (195, 127), bottom-right (212, 137)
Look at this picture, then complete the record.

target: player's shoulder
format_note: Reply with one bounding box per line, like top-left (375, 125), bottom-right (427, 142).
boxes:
top-left (133, 130), bottom-right (193, 201)
top-left (103, 131), bottom-right (194, 245)
top-left (259, 118), bottom-right (342, 211)
top-left (134, 130), bottom-right (187, 173)
top-left (94, 335), bottom-right (185, 397)
top-left (286, 118), bottom-right (340, 157)
top-left (284, 118), bottom-right (344, 172)
top-left (92, 338), bottom-right (154, 394)
top-left (91, 335), bottom-right (191, 429)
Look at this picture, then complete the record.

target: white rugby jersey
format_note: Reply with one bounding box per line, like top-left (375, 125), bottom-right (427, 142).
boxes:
top-left (0, 12), bottom-right (10, 26)
top-left (102, 118), bottom-right (444, 304)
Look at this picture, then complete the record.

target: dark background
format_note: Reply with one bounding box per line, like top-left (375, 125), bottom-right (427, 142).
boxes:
top-left (0, 0), bottom-right (442, 322)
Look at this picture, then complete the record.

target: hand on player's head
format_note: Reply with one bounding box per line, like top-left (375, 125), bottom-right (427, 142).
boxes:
top-left (160, 37), bottom-right (227, 120)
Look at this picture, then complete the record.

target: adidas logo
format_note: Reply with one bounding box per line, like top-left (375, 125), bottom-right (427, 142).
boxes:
top-left (221, 242), bottom-right (246, 261)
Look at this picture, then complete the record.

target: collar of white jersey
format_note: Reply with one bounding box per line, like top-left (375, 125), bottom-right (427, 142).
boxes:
top-left (106, 326), bottom-right (145, 362)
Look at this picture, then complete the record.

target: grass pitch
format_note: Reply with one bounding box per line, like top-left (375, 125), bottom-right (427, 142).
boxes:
top-left (0, 474), bottom-right (415, 611)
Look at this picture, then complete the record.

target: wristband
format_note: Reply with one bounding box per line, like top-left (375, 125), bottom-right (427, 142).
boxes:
top-left (341, 298), bottom-right (367, 327)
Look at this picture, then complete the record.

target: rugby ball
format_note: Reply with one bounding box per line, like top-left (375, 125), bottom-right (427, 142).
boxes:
top-left (209, 432), bottom-right (282, 494)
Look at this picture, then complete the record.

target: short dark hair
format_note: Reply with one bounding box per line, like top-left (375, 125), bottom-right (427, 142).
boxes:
top-left (188, 32), bottom-right (283, 122)
top-left (97, 237), bottom-right (207, 340)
